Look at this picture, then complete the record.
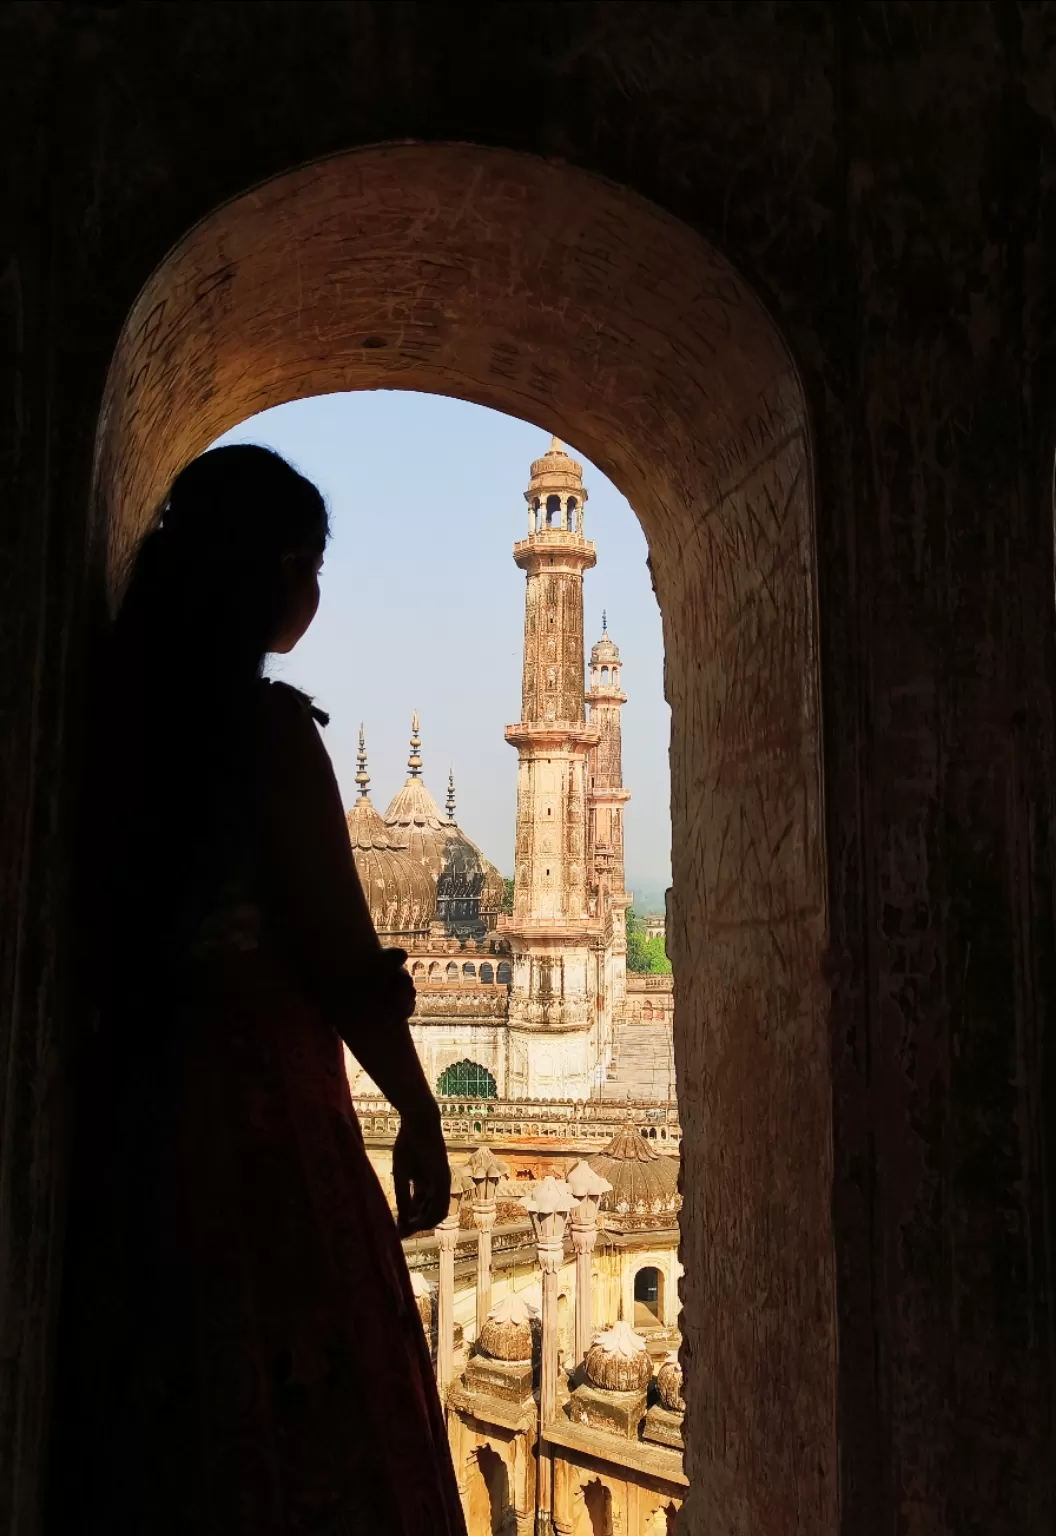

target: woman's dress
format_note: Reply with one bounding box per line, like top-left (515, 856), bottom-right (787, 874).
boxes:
top-left (54, 681), bottom-right (466, 1536)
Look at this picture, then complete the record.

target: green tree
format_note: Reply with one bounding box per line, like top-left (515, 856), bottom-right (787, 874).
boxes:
top-left (501, 876), bottom-right (514, 915)
top-left (625, 907), bottom-right (672, 974)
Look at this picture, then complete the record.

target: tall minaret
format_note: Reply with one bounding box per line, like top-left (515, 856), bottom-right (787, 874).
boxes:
top-left (586, 615), bottom-right (630, 895)
top-left (504, 437), bottom-right (601, 1099)
top-left (586, 616), bottom-right (632, 1043)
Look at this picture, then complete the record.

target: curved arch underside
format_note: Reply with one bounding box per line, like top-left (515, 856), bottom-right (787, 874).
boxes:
top-left (96, 143), bottom-right (833, 1533)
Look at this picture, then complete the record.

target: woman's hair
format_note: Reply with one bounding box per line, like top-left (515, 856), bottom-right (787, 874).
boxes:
top-left (98, 445), bottom-right (329, 984)
top-left (113, 443), bottom-right (329, 693)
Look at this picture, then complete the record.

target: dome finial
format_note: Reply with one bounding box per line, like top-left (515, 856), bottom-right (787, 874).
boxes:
top-left (446, 766), bottom-right (456, 822)
top-left (355, 724), bottom-right (370, 801)
top-left (408, 713), bottom-right (422, 778)
top-left (602, 608), bottom-right (607, 633)
top-left (549, 434), bottom-right (563, 453)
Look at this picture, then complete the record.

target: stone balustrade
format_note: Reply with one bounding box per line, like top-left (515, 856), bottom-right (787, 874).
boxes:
top-left (353, 1095), bottom-right (681, 1149)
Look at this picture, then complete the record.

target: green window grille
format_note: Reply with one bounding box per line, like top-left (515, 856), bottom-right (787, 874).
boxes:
top-left (436, 1059), bottom-right (498, 1100)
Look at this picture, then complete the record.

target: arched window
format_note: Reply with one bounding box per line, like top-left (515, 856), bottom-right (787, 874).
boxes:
top-left (428, 961), bottom-right (441, 980)
top-left (497, 962), bottom-right (512, 985)
top-left (545, 493), bottom-right (562, 527)
top-left (436, 1060), bottom-right (498, 1099)
top-left (411, 961), bottom-right (425, 979)
top-left (463, 961), bottom-right (477, 978)
top-left (479, 961), bottom-right (495, 983)
top-left (446, 961), bottom-right (459, 982)
top-left (633, 1265), bottom-right (664, 1326)
top-left (601, 666), bottom-right (609, 684)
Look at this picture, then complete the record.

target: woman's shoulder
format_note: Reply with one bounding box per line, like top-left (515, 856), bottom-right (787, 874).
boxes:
top-left (257, 678), bottom-right (330, 730)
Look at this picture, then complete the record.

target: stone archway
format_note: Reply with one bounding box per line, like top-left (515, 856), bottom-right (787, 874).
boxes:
top-left (93, 141), bottom-right (832, 1532)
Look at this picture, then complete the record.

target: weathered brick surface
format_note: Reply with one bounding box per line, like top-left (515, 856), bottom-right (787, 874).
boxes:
top-left (2, 6), bottom-right (1055, 1535)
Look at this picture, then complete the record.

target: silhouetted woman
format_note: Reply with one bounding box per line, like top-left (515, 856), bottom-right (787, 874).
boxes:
top-left (53, 446), bottom-right (466, 1536)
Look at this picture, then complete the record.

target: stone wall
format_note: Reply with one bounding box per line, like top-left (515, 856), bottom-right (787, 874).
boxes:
top-left (3, 6), bottom-right (1056, 1535)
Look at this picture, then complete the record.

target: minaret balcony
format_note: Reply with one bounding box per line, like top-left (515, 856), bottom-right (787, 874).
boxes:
top-left (505, 720), bottom-right (601, 751)
top-left (512, 532), bottom-right (596, 573)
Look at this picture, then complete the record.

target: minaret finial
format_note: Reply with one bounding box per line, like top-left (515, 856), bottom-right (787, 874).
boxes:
top-left (446, 766), bottom-right (456, 822)
top-left (355, 724), bottom-right (370, 801)
top-left (550, 434), bottom-right (563, 453)
top-left (602, 608), bottom-right (607, 633)
top-left (408, 712), bottom-right (422, 778)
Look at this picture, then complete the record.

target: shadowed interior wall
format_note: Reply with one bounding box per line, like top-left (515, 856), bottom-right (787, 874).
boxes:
top-left (94, 143), bottom-right (832, 1535)
top-left (3, 6), bottom-right (1056, 1535)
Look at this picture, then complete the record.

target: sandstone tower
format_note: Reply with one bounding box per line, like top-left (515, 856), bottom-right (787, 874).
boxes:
top-left (586, 616), bottom-right (631, 1048)
top-left (504, 438), bottom-right (604, 1098)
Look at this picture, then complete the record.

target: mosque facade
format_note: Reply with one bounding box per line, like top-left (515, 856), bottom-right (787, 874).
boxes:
top-left (344, 438), bottom-right (668, 1109)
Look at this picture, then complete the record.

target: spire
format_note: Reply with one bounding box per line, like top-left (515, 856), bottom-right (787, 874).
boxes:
top-left (408, 712), bottom-right (422, 778)
top-left (446, 767), bottom-right (456, 822)
top-left (549, 434), bottom-right (563, 453)
top-left (602, 608), bottom-right (607, 633)
top-left (355, 724), bottom-right (370, 801)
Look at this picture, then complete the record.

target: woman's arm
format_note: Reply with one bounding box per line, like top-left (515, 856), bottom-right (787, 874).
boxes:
top-left (254, 682), bottom-right (436, 1116)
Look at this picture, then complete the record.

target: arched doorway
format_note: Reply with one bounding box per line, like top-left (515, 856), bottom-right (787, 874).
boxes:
top-left (634, 1265), bottom-right (665, 1327)
top-left (92, 142), bottom-right (833, 1530)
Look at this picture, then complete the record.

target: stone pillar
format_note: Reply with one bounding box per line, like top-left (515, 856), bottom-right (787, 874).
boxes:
top-left (436, 1188), bottom-right (463, 1397)
top-left (552, 1452), bottom-right (573, 1536)
top-left (467, 1146), bottom-right (509, 1340)
top-left (523, 1176), bottom-right (575, 1535)
top-left (566, 1160), bottom-right (611, 1365)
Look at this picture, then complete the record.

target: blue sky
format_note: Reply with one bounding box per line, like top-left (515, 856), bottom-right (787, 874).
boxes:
top-left (212, 392), bottom-right (671, 902)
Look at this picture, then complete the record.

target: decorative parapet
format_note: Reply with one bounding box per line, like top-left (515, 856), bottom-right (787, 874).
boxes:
top-left (353, 1094), bottom-right (681, 1147)
top-left (625, 974), bottom-right (675, 994)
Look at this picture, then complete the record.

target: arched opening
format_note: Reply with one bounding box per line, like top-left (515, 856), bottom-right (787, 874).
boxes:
top-left (545, 493), bottom-right (562, 528)
top-left (445, 961), bottom-right (459, 983)
top-left (634, 1265), bottom-right (664, 1327)
top-left (428, 961), bottom-right (441, 982)
top-left (437, 1059), bottom-right (498, 1100)
top-left (463, 961), bottom-right (477, 979)
top-left (496, 962), bottom-right (512, 986)
top-left (579, 1479), bottom-right (614, 1536)
top-left (479, 961), bottom-right (495, 984)
top-left (91, 142), bottom-right (831, 1529)
top-left (467, 1444), bottom-right (511, 1535)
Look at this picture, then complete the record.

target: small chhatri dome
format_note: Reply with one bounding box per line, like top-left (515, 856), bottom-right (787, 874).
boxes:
top-left (478, 1292), bottom-right (537, 1364)
top-left (587, 1119), bottom-right (681, 1229)
top-left (584, 1321), bottom-right (653, 1393)
top-left (345, 728), bottom-right (434, 937)
top-left (656, 1350), bottom-right (685, 1413)
top-left (590, 614), bottom-right (621, 667)
top-left (409, 1269), bottom-right (434, 1329)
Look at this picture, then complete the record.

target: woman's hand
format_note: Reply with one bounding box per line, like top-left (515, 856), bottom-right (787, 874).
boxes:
top-left (393, 1103), bottom-right (452, 1238)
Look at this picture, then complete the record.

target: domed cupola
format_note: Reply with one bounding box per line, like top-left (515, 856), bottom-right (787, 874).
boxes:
top-left (441, 767), bottom-right (507, 932)
top-left (384, 717), bottom-right (505, 940)
top-left (587, 1119), bottom-right (681, 1231)
top-left (590, 611), bottom-right (621, 672)
top-left (345, 727), bottom-right (434, 939)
